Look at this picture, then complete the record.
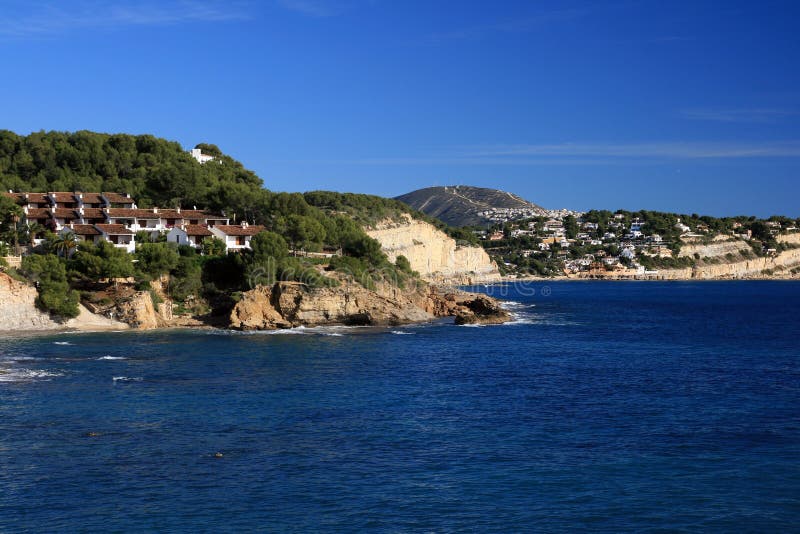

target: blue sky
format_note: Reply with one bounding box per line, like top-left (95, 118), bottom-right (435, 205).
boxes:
top-left (1, 0), bottom-right (799, 217)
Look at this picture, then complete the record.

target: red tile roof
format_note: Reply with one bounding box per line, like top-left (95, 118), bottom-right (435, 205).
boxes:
top-left (95, 224), bottom-right (133, 235)
top-left (52, 208), bottom-right (79, 218)
top-left (24, 208), bottom-right (52, 219)
top-left (50, 192), bottom-right (77, 203)
top-left (106, 208), bottom-right (160, 219)
top-left (181, 224), bottom-right (213, 236)
top-left (8, 193), bottom-right (51, 205)
top-left (102, 192), bottom-right (134, 204)
top-left (66, 224), bottom-right (101, 236)
top-left (78, 193), bottom-right (104, 204)
top-left (80, 208), bottom-right (107, 220)
top-left (212, 224), bottom-right (266, 236)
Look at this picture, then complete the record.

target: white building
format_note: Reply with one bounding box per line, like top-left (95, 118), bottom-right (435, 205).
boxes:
top-left (209, 223), bottom-right (266, 252)
top-left (167, 225), bottom-right (214, 248)
top-left (190, 148), bottom-right (214, 164)
top-left (61, 223), bottom-right (135, 252)
top-left (95, 224), bottom-right (135, 253)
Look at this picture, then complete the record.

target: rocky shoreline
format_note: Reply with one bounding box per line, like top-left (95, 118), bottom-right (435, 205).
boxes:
top-left (228, 279), bottom-right (510, 331)
top-left (0, 272), bottom-right (511, 334)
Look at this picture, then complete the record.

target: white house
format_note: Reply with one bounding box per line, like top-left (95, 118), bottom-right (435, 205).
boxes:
top-left (167, 225), bottom-right (213, 248)
top-left (60, 223), bottom-right (134, 252)
top-left (190, 148), bottom-right (215, 164)
top-left (60, 224), bottom-right (102, 246)
top-left (675, 219), bottom-right (691, 234)
top-left (95, 224), bottom-right (135, 253)
top-left (209, 223), bottom-right (266, 252)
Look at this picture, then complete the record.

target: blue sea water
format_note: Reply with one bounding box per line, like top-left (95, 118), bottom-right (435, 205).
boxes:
top-left (1, 281), bottom-right (799, 532)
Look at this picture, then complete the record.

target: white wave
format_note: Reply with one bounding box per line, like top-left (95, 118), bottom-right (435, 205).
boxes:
top-left (500, 301), bottom-right (537, 312)
top-left (267, 328), bottom-right (308, 335)
top-left (97, 356), bottom-right (126, 360)
top-left (112, 376), bottom-right (142, 382)
top-left (53, 341), bottom-right (73, 346)
top-left (0, 368), bottom-right (63, 382)
top-left (391, 331), bottom-right (415, 335)
top-left (322, 333), bottom-right (344, 337)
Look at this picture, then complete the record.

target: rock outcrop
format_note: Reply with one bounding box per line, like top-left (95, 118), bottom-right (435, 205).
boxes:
top-left (113, 291), bottom-right (165, 330)
top-left (230, 280), bottom-right (433, 330)
top-left (0, 273), bottom-right (64, 331)
top-left (366, 214), bottom-right (501, 285)
top-left (229, 279), bottom-right (510, 330)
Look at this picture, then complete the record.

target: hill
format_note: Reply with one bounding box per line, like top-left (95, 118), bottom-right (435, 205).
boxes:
top-left (395, 185), bottom-right (547, 227)
top-left (0, 130), bottom-right (499, 323)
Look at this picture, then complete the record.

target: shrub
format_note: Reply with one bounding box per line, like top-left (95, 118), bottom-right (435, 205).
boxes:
top-left (135, 242), bottom-right (180, 277)
top-left (20, 254), bottom-right (80, 318)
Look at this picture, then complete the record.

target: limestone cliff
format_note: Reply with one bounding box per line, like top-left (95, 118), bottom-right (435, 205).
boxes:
top-left (678, 237), bottom-right (752, 259)
top-left (366, 214), bottom-right (500, 284)
top-left (0, 273), bottom-right (129, 332)
top-left (778, 233), bottom-right (800, 245)
top-left (656, 247), bottom-right (800, 279)
top-left (229, 279), bottom-right (509, 330)
top-left (0, 273), bottom-right (64, 331)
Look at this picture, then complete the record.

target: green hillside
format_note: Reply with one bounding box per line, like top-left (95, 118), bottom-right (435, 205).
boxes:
top-left (0, 130), bottom-right (421, 319)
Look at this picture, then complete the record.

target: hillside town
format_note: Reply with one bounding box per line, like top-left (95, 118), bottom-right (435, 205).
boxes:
top-left (477, 210), bottom-right (800, 278)
top-left (477, 206), bottom-right (580, 224)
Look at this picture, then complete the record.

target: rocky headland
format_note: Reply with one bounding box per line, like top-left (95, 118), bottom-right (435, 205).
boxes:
top-left (228, 278), bottom-right (510, 331)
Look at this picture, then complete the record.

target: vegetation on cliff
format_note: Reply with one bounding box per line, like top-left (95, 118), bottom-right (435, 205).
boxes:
top-left (0, 130), bottom-right (434, 320)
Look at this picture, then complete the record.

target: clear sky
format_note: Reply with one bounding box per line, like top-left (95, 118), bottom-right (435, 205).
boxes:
top-left (1, 0), bottom-right (799, 217)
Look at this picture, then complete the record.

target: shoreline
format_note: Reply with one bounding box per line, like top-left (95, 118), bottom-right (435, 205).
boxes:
top-left (498, 274), bottom-right (800, 283)
top-left (4, 277), bottom-right (799, 336)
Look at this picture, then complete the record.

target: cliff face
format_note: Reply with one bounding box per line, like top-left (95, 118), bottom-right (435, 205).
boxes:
top-left (778, 233), bottom-right (800, 245)
top-left (0, 273), bottom-right (64, 331)
top-left (366, 214), bottom-right (501, 284)
top-left (229, 279), bottom-right (510, 330)
top-left (678, 237), bottom-right (752, 258)
top-left (114, 292), bottom-right (165, 330)
top-left (0, 273), bottom-right (129, 332)
top-left (657, 247), bottom-right (800, 279)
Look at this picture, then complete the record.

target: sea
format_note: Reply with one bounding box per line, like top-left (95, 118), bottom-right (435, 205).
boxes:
top-left (1, 281), bottom-right (799, 532)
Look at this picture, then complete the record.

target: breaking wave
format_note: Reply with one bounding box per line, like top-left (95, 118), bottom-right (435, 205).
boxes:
top-left (0, 368), bottom-right (63, 382)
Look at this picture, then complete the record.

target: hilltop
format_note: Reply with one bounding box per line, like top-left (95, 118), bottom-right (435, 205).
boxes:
top-left (395, 185), bottom-right (547, 227)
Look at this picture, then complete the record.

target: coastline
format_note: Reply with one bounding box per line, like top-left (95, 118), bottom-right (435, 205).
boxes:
top-left (500, 272), bottom-right (800, 283)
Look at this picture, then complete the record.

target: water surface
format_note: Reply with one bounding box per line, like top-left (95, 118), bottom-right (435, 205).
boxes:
top-left (1, 282), bottom-right (799, 531)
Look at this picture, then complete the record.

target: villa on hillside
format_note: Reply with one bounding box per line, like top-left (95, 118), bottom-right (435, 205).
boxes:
top-left (209, 223), bottom-right (267, 252)
top-left (167, 225), bottom-right (214, 248)
top-left (190, 148), bottom-right (214, 164)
